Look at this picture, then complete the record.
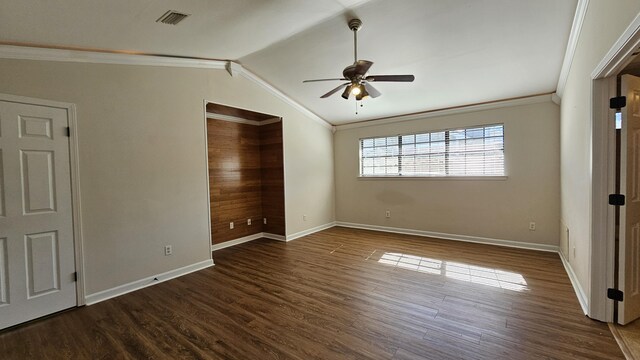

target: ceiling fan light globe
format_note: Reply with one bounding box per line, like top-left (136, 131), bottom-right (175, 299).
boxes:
top-left (361, 88), bottom-right (370, 100)
top-left (341, 85), bottom-right (352, 99)
top-left (351, 86), bottom-right (362, 95)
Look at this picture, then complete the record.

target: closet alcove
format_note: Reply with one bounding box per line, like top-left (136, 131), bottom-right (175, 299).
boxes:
top-left (206, 102), bottom-right (285, 249)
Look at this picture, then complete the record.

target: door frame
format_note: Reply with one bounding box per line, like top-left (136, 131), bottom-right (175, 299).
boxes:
top-left (0, 92), bottom-right (86, 306)
top-left (202, 100), bottom-right (214, 251)
top-left (590, 13), bottom-right (640, 322)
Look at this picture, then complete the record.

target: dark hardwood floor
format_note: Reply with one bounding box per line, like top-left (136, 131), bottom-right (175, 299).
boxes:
top-left (0, 227), bottom-right (624, 359)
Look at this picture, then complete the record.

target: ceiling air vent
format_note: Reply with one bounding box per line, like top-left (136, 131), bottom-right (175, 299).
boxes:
top-left (156, 10), bottom-right (190, 25)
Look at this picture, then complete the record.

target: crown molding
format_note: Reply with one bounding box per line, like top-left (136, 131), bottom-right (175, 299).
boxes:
top-left (335, 94), bottom-right (553, 131)
top-left (226, 61), bottom-right (242, 77)
top-left (0, 45), bottom-right (334, 130)
top-left (236, 66), bottom-right (334, 129)
top-left (0, 45), bottom-right (227, 69)
top-left (556, 0), bottom-right (590, 98)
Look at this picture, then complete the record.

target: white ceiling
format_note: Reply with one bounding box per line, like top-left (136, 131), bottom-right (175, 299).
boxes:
top-left (0, 0), bottom-right (577, 125)
top-left (0, 0), bottom-right (372, 59)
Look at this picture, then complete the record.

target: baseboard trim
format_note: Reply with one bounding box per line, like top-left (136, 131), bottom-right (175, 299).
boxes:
top-left (263, 232), bottom-right (286, 241)
top-left (286, 222), bottom-right (336, 242)
top-left (210, 232), bottom-right (287, 250)
top-left (558, 251), bottom-right (589, 315)
top-left (85, 259), bottom-right (214, 305)
top-left (335, 222), bottom-right (559, 253)
top-left (211, 233), bottom-right (264, 251)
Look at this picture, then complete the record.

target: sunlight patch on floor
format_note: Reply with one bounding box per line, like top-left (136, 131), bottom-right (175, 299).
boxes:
top-left (377, 252), bottom-right (528, 291)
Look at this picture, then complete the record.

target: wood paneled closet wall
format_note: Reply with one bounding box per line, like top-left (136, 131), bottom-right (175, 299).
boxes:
top-left (206, 103), bottom-right (285, 246)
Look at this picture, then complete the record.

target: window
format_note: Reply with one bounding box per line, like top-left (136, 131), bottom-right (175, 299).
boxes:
top-left (359, 124), bottom-right (504, 177)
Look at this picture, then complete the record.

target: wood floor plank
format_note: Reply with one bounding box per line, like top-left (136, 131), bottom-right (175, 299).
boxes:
top-left (0, 226), bottom-right (625, 359)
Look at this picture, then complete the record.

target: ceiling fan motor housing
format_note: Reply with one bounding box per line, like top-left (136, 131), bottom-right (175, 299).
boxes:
top-left (343, 64), bottom-right (359, 81)
top-left (348, 18), bottom-right (362, 32)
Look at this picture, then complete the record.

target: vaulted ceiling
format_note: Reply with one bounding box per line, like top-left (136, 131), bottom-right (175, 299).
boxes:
top-left (0, 0), bottom-right (578, 125)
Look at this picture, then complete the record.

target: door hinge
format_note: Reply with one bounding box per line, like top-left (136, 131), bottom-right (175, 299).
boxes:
top-left (73, 272), bottom-right (78, 282)
top-left (608, 288), bottom-right (624, 302)
top-left (609, 194), bottom-right (626, 206)
top-left (65, 127), bottom-right (71, 137)
top-left (610, 96), bottom-right (627, 109)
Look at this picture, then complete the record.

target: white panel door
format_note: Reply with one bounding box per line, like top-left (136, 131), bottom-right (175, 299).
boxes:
top-left (0, 100), bottom-right (76, 329)
top-left (619, 74), bottom-right (640, 325)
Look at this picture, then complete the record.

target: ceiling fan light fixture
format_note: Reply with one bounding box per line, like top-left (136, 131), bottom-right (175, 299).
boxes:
top-left (356, 87), bottom-right (370, 101)
top-left (361, 85), bottom-right (369, 98)
top-left (341, 85), bottom-right (353, 99)
top-left (302, 18), bottom-right (415, 103)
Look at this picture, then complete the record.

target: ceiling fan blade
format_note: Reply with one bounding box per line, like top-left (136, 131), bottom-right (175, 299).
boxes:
top-left (355, 60), bottom-right (374, 75)
top-left (365, 75), bottom-right (415, 82)
top-left (363, 82), bottom-right (381, 98)
top-left (321, 83), bottom-right (350, 98)
top-left (303, 78), bottom-right (348, 83)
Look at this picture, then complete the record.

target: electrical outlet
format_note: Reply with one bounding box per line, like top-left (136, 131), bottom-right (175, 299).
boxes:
top-left (247, 218), bottom-right (252, 225)
top-left (263, 218), bottom-right (267, 224)
top-left (303, 214), bottom-right (307, 221)
top-left (385, 210), bottom-right (391, 218)
top-left (529, 222), bottom-right (536, 231)
top-left (230, 222), bottom-right (234, 229)
top-left (164, 245), bottom-right (172, 256)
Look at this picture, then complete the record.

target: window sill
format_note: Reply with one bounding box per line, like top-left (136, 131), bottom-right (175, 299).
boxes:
top-left (357, 176), bottom-right (508, 181)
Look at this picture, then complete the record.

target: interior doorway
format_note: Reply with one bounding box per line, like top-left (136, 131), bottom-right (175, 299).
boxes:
top-left (0, 94), bottom-right (83, 330)
top-left (611, 71), bottom-right (640, 325)
top-left (589, 18), bottom-right (640, 324)
top-left (204, 102), bottom-right (286, 251)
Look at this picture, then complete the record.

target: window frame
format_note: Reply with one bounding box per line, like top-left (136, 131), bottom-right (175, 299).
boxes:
top-left (358, 123), bottom-right (507, 179)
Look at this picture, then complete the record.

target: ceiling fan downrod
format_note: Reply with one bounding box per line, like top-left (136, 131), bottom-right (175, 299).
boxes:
top-left (348, 19), bottom-right (362, 64)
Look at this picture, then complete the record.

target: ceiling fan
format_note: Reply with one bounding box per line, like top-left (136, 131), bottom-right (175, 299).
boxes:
top-left (303, 18), bottom-right (415, 101)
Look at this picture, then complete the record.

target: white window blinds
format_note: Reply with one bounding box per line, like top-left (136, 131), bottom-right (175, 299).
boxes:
top-left (360, 124), bottom-right (504, 177)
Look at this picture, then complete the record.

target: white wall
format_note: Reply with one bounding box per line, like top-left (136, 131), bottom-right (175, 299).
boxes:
top-left (280, 111), bottom-right (335, 236)
top-left (0, 58), bottom-right (335, 296)
top-left (560, 1), bottom-right (640, 298)
top-left (334, 99), bottom-right (560, 247)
